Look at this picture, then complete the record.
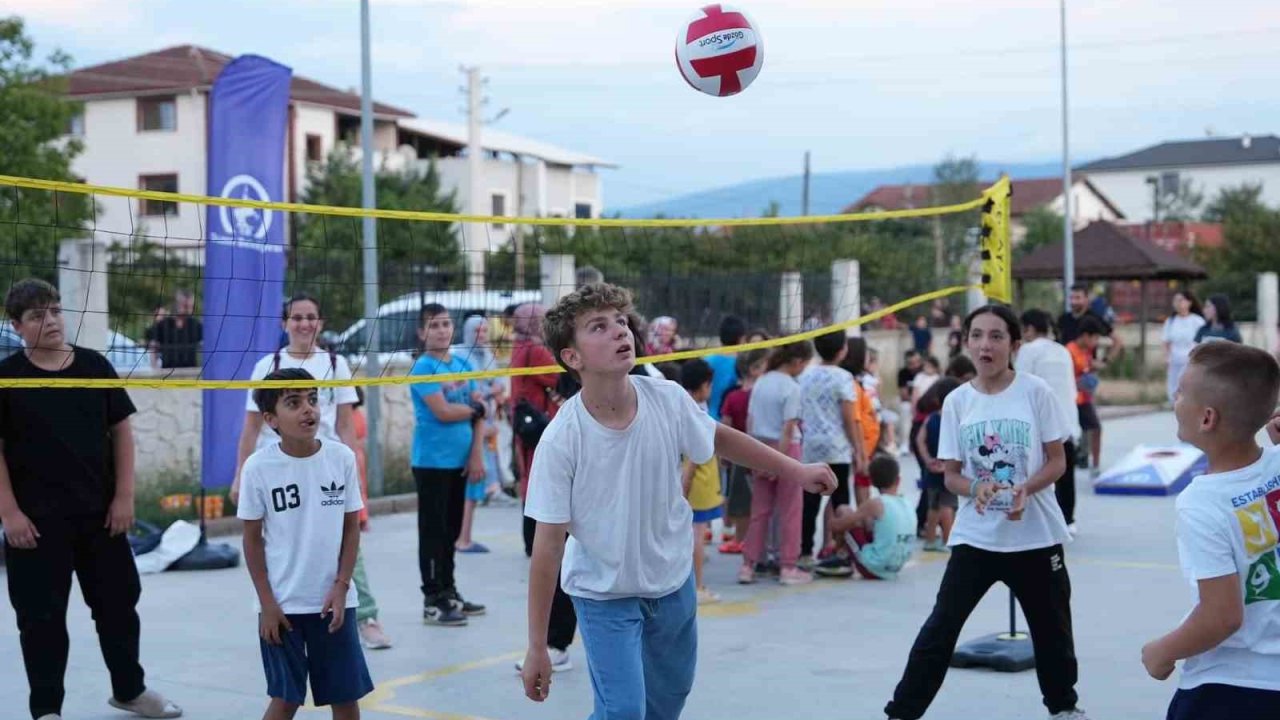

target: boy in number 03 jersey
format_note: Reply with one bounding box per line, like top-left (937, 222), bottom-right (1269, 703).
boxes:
top-left (238, 368), bottom-right (373, 720)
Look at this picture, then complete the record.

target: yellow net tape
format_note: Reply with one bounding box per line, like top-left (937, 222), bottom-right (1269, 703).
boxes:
top-left (0, 174), bottom-right (1011, 389)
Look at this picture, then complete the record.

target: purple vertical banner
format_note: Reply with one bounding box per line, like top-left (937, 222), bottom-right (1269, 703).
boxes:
top-left (201, 55), bottom-right (292, 489)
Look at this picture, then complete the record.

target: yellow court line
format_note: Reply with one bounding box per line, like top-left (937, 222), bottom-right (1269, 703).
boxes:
top-left (0, 173), bottom-right (994, 228)
top-left (0, 284), bottom-right (975, 389)
top-left (353, 651), bottom-right (522, 720)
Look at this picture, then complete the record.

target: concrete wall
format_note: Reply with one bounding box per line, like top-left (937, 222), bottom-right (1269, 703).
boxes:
top-left (74, 93), bottom-right (209, 245)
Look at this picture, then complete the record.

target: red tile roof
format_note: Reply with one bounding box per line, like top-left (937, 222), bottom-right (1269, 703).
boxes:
top-left (845, 176), bottom-right (1123, 219)
top-left (67, 45), bottom-right (414, 118)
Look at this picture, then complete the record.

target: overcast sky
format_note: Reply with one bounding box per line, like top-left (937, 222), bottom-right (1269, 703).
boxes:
top-left (16, 0), bottom-right (1280, 208)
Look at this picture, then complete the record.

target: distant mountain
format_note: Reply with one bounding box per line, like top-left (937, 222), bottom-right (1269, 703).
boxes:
top-left (615, 161), bottom-right (1064, 219)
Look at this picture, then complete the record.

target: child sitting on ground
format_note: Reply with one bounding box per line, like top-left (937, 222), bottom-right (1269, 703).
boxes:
top-left (1141, 342), bottom-right (1280, 719)
top-left (680, 359), bottom-right (724, 605)
top-left (817, 455), bottom-right (916, 580)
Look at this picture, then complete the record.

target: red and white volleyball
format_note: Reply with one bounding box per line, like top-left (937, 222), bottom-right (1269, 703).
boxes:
top-left (675, 4), bottom-right (764, 97)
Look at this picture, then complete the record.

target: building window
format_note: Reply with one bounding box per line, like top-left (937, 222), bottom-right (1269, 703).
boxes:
top-left (139, 174), bottom-right (178, 217)
top-left (491, 193), bottom-right (507, 229)
top-left (137, 96), bottom-right (177, 132)
top-left (66, 111), bottom-right (85, 137)
top-left (574, 202), bottom-right (593, 220)
top-left (305, 134), bottom-right (323, 163)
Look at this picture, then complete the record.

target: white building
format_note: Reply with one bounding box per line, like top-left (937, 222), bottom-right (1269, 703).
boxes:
top-left (63, 45), bottom-right (612, 259)
top-left (1077, 135), bottom-right (1280, 221)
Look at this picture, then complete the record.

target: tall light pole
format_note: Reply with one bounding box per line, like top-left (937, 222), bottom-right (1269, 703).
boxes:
top-left (1060, 0), bottom-right (1074, 310)
top-left (359, 0), bottom-right (384, 495)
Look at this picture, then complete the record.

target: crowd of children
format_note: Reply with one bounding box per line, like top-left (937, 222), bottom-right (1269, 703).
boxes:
top-left (4, 272), bottom-right (1279, 720)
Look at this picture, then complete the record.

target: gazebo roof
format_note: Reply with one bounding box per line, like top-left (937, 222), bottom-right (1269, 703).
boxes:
top-left (1014, 221), bottom-right (1208, 281)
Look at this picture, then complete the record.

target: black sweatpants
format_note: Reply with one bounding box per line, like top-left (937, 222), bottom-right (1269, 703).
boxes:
top-left (801, 463), bottom-right (850, 557)
top-left (415, 467), bottom-right (467, 600)
top-left (1056, 440), bottom-right (1077, 525)
top-left (4, 514), bottom-right (147, 720)
top-left (885, 544), bottom-right (1079, 720)
top-left (1166, 683), bottom-right (1280, 720)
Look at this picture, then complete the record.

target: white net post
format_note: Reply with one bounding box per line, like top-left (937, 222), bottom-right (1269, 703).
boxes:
top-left (780, 271), bottom-right (803, 334)
top-left (58, 236), bottom-right (109, 352)
top-left (832, 259), bottom-right (861, 336)
top-left (1259, 272), bottom-right (1278, 354)
top-left (540, 254), bottom-right (576, 308)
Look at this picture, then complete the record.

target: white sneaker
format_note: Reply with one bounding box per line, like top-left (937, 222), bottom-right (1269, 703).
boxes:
top-left (1050, 709), bottom-right (1092, 720)
top-left (515, 648), bottom-right (574, 673)
top-left (359, 618), bottom-right (393, 650)
top-left (1068, 522), bottom-right (1079, 536)
top-left (37, 715), bottom-right (62, 720)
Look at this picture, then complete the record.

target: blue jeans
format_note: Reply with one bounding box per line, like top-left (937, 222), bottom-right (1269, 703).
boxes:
top-left (571, 575), bottom-right (697, 720)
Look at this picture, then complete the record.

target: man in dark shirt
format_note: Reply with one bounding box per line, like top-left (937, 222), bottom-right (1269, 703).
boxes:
top-left (1057, 284), bottom-right (1124, 477)
top-left (148, 288), bottom-right (202, 369)
top-left (0, 278), bottom-right (182, 720)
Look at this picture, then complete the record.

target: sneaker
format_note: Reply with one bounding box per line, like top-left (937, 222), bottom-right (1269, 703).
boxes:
top-left (37, 715), bottom-right (62, 720)
top-left (697, 587), bottom-right (722, 605)
top-left (358, 618), bottom-right (393, 650)
top-left (446, 589), bottom-right (486, 616)
top-left (755, 559), bottom-right (781, 576)
top-left (779, 567), bottom-right (813, 586)
top-left (1068, 522), bottom-right (1078, 536)
top-left (797, 554), bottom-right (815, 571)
top-left (515, 648), bottom-right (573, 673)
top-left (737, 564), bottom-right (756, 584)
top-left (814, 554), bottom-right (854, 577)
top-left (1049, 709), bottom-right (1091, 720)
top-left (424, 597), bottom-right (468, 626)
top-left (718, 540), bottom-right (744, 554)
top-left (816, 545), bottom-right (837, 560)
top-left (456, 542), bottom-right (490, 554)
top-left (923, 539), bottom-right (949, 553)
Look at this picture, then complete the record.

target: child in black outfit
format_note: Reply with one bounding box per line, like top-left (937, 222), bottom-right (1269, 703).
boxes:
top-left (0, 279), bottom-right (182, 720)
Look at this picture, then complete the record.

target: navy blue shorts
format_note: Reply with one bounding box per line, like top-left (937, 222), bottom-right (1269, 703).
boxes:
top-left (260, 608), bottom-right (373, 706)
top-left (1166, 683), bottom-right (1280, 720)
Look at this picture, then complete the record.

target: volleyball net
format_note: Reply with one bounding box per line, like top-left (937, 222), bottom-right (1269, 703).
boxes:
top-left (0, 173), bottom-right (1010, 389)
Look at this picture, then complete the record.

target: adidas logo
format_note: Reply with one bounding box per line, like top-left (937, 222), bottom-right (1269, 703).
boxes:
top-left (320, 480), bottom-right (346, 507)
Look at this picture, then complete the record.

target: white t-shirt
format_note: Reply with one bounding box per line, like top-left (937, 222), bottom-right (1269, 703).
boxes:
top-left (245, 351), bottom-right (359, 451)
top-left (938, 373), bottom-right (1072, 552)
top-left (748, 370), bottom-right (802, 443)
top-left (799, 365), bottom-right (856, 464)
top-left (912, 371), bottom-right (941, 402)
top-left (524, 374), bottom-right (717, 600)
top-left (236, 441), bottom-right (363, 613)
top-left (1015, 337), bottom-right (1082, 442)
top-left (1163, 314), bottom-right (1207, 365)
top-left (1174, 446), bottom-right (1280, 691)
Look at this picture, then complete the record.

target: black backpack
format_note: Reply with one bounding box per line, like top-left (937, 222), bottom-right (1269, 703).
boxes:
top-left (513, 397), bottom-right (550, 448)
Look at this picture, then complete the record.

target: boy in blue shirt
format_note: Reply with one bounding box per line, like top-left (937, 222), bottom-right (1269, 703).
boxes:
top-left (409, 303), bottom-right (487, 627)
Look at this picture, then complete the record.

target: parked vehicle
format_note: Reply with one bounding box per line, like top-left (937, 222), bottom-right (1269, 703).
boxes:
top-left (0, 327), bottom-right (155, 375)
top-left (327, 290), bottom-right (542, 369)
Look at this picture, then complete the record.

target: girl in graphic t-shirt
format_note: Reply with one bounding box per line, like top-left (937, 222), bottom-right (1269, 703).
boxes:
top-left (883, 305), bottom-right (1091, 720)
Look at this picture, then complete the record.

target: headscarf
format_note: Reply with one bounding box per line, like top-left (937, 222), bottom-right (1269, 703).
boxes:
top-left (647, 315), bottom-right (678, 355)
top-left (455, 315), bottom-right (495, 371)
top-left (513, 303), bottom-right (545, 342)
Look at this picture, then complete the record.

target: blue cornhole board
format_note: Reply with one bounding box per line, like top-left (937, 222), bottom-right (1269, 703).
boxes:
top-left (1093, 444), bottom-right (1207, 496)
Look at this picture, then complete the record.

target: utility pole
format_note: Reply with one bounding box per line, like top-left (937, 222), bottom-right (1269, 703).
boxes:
top-left (801, 151), bottom-right (811, 216)
top-left (358, 0), bottom-right (383, 495)
top-left (1060, 0), bottom-right (1074, 310)
top-left (464, 66), bottom-right (486, 292)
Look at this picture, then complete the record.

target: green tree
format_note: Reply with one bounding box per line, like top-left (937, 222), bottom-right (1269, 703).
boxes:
top-left (1158, 177), bottom-right (1204, 222)
top-left (1193, 183), bottom-right (1280, 320)
top-left (291, 148), bottom-right (460, 329)
top-left (1017, 206), bottom-right (1064, 259)
top-left (0, 16), bottom-right (93, 287)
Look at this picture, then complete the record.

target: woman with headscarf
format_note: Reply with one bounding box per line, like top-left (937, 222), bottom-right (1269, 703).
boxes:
top-left (508, 302), bottom-right (579, 675)
top-left (646, 315), bottom-right (681, 356)
top-left (452, 315), bottom-right (506, 553)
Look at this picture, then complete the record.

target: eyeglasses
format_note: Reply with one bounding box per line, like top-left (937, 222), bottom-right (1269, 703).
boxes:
top-left (288, 315), bottom-right (321, 323)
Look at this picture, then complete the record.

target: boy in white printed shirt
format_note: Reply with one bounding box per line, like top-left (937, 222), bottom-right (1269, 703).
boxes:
top-left (238, 368), bottom-right (372, 720)
top-left (520, 283), bottom-right (836, 719)
top-left (1142, 342), bottom-right (1280, 719)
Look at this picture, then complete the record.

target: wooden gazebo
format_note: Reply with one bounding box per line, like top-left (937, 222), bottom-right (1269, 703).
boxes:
top-left (1014, 220), bottom-right (1209, 376)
